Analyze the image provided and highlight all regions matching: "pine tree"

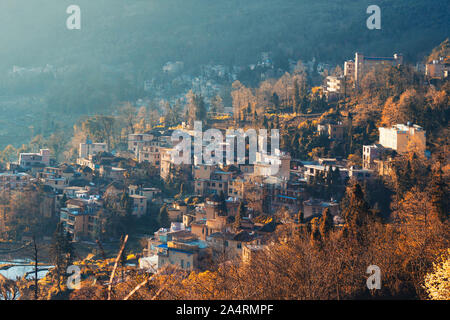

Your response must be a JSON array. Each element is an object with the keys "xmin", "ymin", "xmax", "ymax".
[
  {"xmin": 234, "ymin": 212, "xmax": 242, "ymax": 231},
  {"xmin": 297, "ymin": 209, "xmax": 304, "ymax": 223},
  {"xmin": 218, "ymin": 191, "xmax": 227, "ymax": 216},
  {"xmin": 430, "ymin": 162, "xmax": 449, "ymax": 222},
  {"xmin": 120, "ymin": 191, "xmax": 133, "ymax": 215},
  {"xmin": 235, "ymin": 201, "xmax": 246, "ymax": 230},
  {"xmin": 158, "ymin": 204, "xmax": 170, "ymax": 228},
  {"xmin": 60, "ymin": 193, "xmax": 68, "ymax": 207},
  {"xmin": 342, "ymin": 183, "xmax": 373, "ymax": 238},
  {"xmin": 50, "ymin": 222, "xmax": 74, "ymax": 289},
  {"xmin": 310, "ymin": 217, "xmax": 321, "ymax": 242},
  {"xmin": 293, "ymin": 80, "xmax": 300, "ymax": 113},
  {"xmin": 272, "ymin": 93, "xmax": 279, "ymax": 108},
  {"xmin": 262, "ymin": 116, "xmax": 268, "ymax": 128},
  {"xmin": 319, "ymin": 207, "xmax": 334, "ymax": 240}
]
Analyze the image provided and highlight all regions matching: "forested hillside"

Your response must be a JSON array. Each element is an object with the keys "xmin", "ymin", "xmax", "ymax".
[
  {"xmin": 0, "ymin": 0, "xmax": 448, "ymax": 149},
  {"xmin": 0, "ymin": 0, "xmax": 448, "ymax": 71}
]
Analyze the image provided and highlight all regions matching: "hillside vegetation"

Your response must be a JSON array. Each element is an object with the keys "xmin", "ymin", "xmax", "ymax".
[{"xmin": 0, "ymin": 0, "xmax": 448, "ymax": 71}]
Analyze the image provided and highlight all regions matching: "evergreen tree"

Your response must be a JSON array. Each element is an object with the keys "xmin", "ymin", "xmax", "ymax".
[
  {"xmin": 187, "ymin": 90, "xmax": 207, "ymax": 125},
  {"xmin": 271, "ymin": 93, "xmax": 280, "ymax": 110},
  {"xmin": 120, "ymin": 191, "xmax": 133, "ymax": 215},
  {"xmin": 218, "ymin": 191, "xmax": 228, "ymax": 216},
  {"xmin": 262, "ymin": 116, "xmax": 268, "ymax": 128},
  {"xmin": 235, "ymin": 201, "xmax": 246, "ymax": 230},
  {"xmin": 342, "ymin": 183, "xmax": 373, "ymax": 238},
  {"xmin": 50, "ymin": 222, "xmax": 74, "ymax": 288},
  {"xmin": 297, "ymin": 209, "xmax": 304, "ymax": 223},
  {"xmin": 319, "ymin": 207, "xmax": 334, "ymax": 240},
  {"xmin": 246, "ymin": 103, "xmax": 252, "ymax": 118},
  {"xmin": 309, "ymin": 217, "xmax": 321, "ymax": 242},
  {"xmin": 158, "ymin": 204, "xmax": 170, "ymax": 228},
  {"xmin": 293, "ymin": 80, "xmax": 300, "ymax": 113},
  {"xmin": 234, "ymin": 212, "xmax": 242, "ymax": 231},
  {"xmin": 59, "ymin": 193, "xmax": 68, "ymax": 207},
  {"xmin": 430, "ymin": 163, "xmax": 449, "ymax": 222}
]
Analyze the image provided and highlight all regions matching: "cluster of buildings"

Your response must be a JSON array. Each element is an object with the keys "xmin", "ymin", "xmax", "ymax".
[
  {"xmin": 2, "ymin": 117, "xmax": 424, "ymax": 249},
  {"xmin": 324, "ymin": 51, "xmax": 449, "ymax": 100},
  {"xmin": 0, "ymin": 137, "xmax": 167, "ymax": 241},
  {"xmin": 0, "ymin": 51, "xmax": 433, "ymax": 269}
]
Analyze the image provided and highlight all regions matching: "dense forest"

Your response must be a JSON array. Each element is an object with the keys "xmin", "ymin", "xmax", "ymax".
[
  {"xmin": 0, "ymin": 0, "xmax": 448, "ymax": 69},
  {"xmin": 0, "ymin": 0, "xmax": 448, "ymax": 149}
]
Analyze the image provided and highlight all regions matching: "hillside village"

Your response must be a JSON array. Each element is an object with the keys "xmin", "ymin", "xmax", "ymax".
[{"xmin": 0, "ymin": 40, "xmax": 449, "ymax": 300}]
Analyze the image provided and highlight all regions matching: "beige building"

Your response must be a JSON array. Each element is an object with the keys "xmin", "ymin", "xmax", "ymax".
[
  {"xmin": 128, "ymin": 133, "xmax": 155, "ymax": 155},
  {"xmin": 0, "ymin": 172, "xmax": 31, "ymax": 191},
  {"xmin": 326, "ymin": 76, "xmax": 344, "ymax": 94},
  {"xmin": 302, "ymin": 199, "xmax": 340, "ymax": 220},
  {"xmin": 138, "ymin": 140, "xmax": 161, "ymax": 167},
  {"xmin": 228, "ymin": 176, "xmax": 246, "ymax": 199},
  {"xmin": 363, "ymin": 144, "xmax": 383, "ymax": 170},
  {"xmin": 160, "ymin": 147, "xmax": 174, "ymax": 180},
  {"xmin": 254, "ymin": 151, "xmax": 291, "ymax": 180},
  {"xmin": 344, "ymin": 60, "xmax": 355, "ymax": 78},
  {"xmin": 130, "ymin": 194, "xmax": 147, "ymax": 217},
  {"xmin": 345, "ymin": 52, "xmax": 403, "ymax": 86},
  {"xmin": 79, "ymin": 142, "xmax": 107, "ymax": 159},
  {"xmin": 378, "ymin": 123, "xmax": 426, "ymax": 154},
  {"xmin": 19, "ymin": 149, "xmax": 51, "ymax": 169},
  {"xmin": 60, "ymin": 199, "xmax": 100, "ymax": 241},
  {"xmin": 317, "ymin": 122, "xmax": 344, "ymax": 140},
  {"xmin": 242, "ymin": 244, "xmax": 266, "ymax": 264},
  {"xmin": 426, "ymin": 59, "xmax": 449, "ymax": 79},
  {"xmin": 193, "ymin": 164, "xmax": 215, "ymax": 180},
  {"xmin": 207, "ymin": 231, "xmax": 260, "ymax": 259}
]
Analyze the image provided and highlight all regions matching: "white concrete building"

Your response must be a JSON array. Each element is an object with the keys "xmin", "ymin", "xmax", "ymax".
[
  {"xmin": 378, "ymin": 123, "xmax": 426, "ymax": 154},
  {"xmin": 79, "ymin": 141, "xmax": 108, "ymax": 159},
  {"xmin": 326, "ymin": 76, "xmax": 344, "ymax": 94}
]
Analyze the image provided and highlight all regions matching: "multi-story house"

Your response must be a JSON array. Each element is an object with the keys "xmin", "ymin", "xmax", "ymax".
[
  {"xmin": 19, "ymin": 149, "xmax": 51, "ymax": 169},
  {"xmin": 254, "ymin": 151, "xmax": 291, "ymax": 180},
  {"xmin": 38, "ymin": 167, "xmax": 69, "ymax": 191},
  {"xmin": 302, "ymin": 199, "xmax": 340, "ymax": 220},
  {"xmin": 0, "ymin": 172, "xmax": 31, "ymax": 191},
  {"xmin": 147, "ymin": 226, "xmax": 209, "ymax": 271},
  {"xmin": 130, "ymin": 194, "xmax": 147, "ymax": 217},
  {"xmin": 317, "ymin": 122, "xmax": 345, "ymax": 140},
  {"xmin": 207, "ymin": 231, "xmax": 260, "ymax": 259},
  {"xmin": 362, "ymin": 144, "xmax": 385, "ymax": 170},
  {"xmin": 128, "ymin": 133, "xmax": 155, "ymax": 155},
  {"xmin": 378, "ymin": 123, "xmax": 426, "ymax": 154},
  {"xmin": 60, "ymin": 198, "xmax": 100, "ymax": 241},
  {"xmin": 426, "ymin": 58, "xmax": 449, "ymax": 79},
  {"xmin": 79, "ymin": 141, "xmax": 108, "ymax": 159},
  {"xmin": 138, "ymin": 141, "xmax": 161, "ymax": 168},
  {"xmin": 345, "ymin": 52, "xmax": 403, "ymax": 87}
]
